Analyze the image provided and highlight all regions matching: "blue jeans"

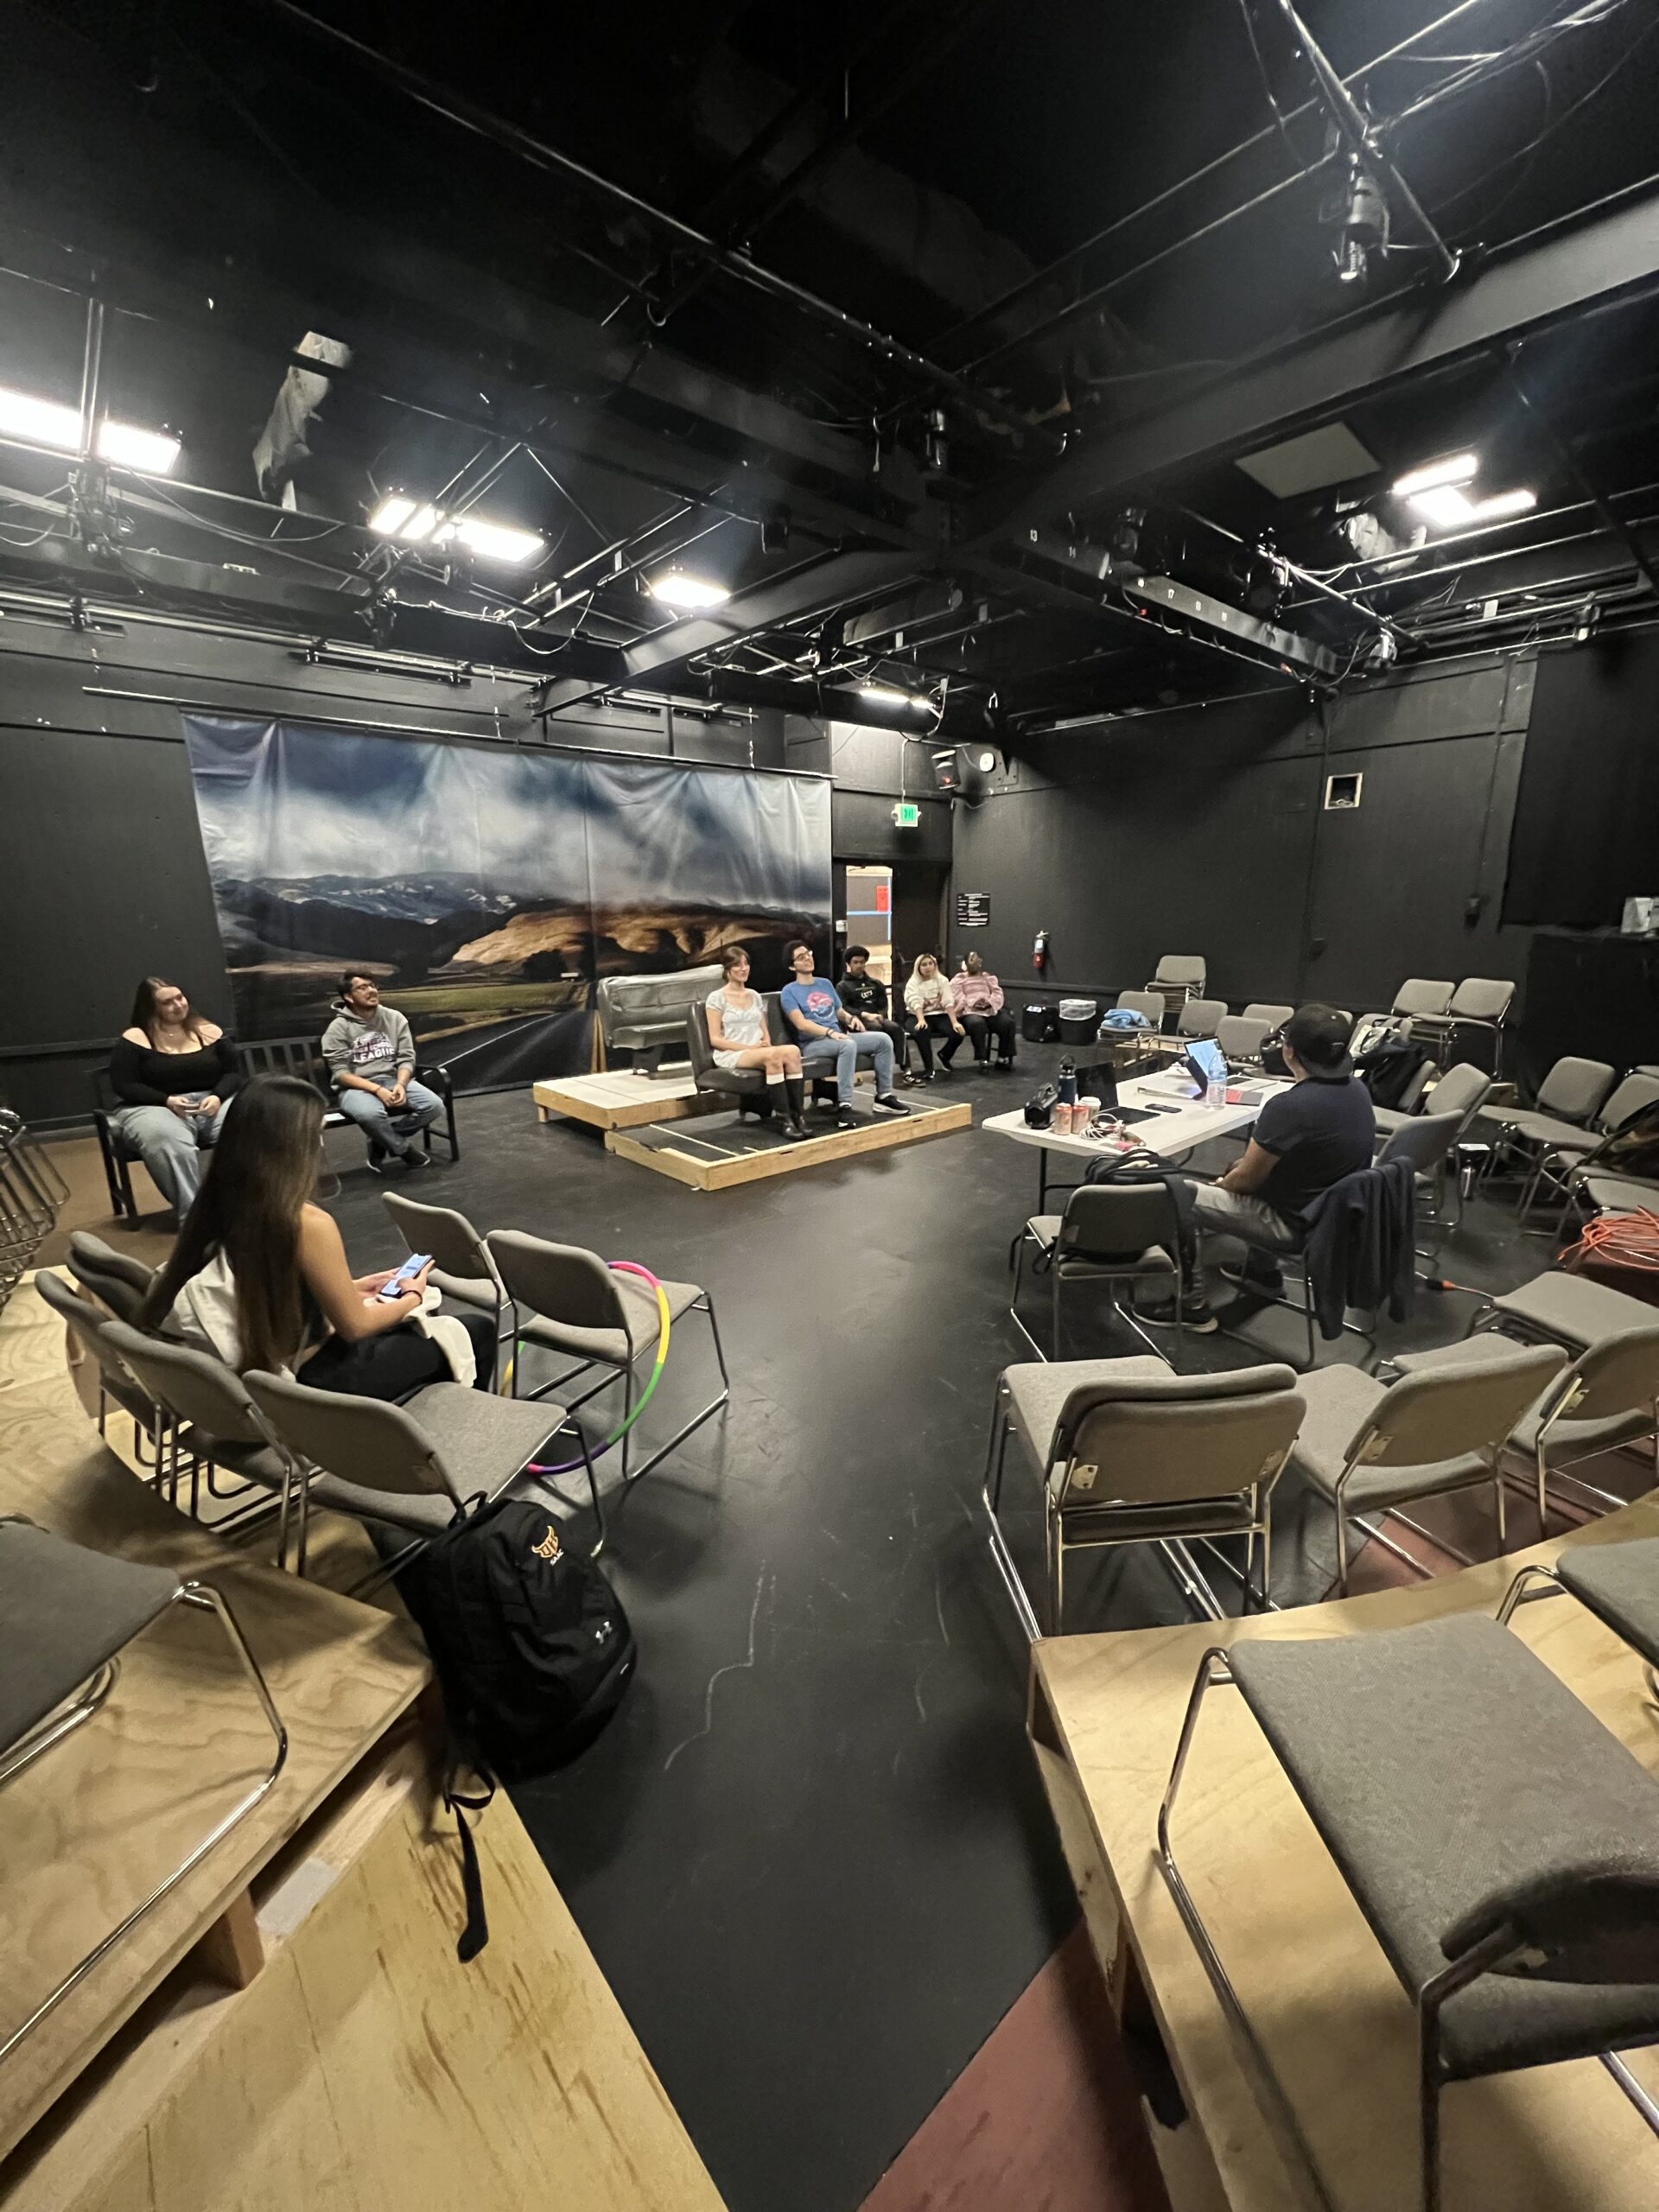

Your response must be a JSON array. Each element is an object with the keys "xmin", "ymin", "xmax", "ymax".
[
  {"xmin": 335, "ymin": 1077, "xmax": 443, "ymax": 1158},
  {"xmin": 798, "ymin": 1029, "xmax": 894, "ymax": 1104},
  {"xmin": 111, "ymin": 1098, "xmax": 234, "ymax": 1220}
]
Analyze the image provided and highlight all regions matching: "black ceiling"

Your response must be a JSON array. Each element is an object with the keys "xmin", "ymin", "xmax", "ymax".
[{"xmin": 0, "ymin": 0, "xmax": 1656, "ymax": 728}]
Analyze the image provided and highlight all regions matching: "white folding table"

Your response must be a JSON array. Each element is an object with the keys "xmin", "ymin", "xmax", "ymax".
[{"xmin": 982, "ymin": 1069, "xmax": 1289, "ymax": 1210}]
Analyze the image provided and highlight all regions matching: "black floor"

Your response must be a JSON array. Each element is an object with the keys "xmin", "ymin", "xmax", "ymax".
[{"xmin": 323, "ymin": 1052, "xmax": 1586, "ymax": 2212}]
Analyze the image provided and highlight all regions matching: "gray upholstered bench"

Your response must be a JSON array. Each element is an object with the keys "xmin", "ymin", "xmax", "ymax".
[{"xmin": 597, "ymin": 967, "xmax": 722, "ymax": 1078}]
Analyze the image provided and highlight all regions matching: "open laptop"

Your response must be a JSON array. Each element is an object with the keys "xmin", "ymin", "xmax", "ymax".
[{"xmin": 1076, "ymin": 1062, "xmax": 1162, "ymax": 1126}]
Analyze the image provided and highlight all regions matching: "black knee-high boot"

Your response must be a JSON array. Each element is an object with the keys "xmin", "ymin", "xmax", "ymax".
[{"xmin": 783, "ymin": 1076, "xmax": 807, "ymax": 1130}]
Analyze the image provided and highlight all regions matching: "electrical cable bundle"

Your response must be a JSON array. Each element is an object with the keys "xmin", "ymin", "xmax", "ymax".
[{"xmin": 1558, "ymin": 1209, "xmax": 1659, "ymax": 1275}]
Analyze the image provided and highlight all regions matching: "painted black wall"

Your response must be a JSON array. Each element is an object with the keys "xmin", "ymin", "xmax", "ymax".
[
  {"xmin": 0, "ymin": 611, "xmax": 818, "ymax": 1123},
  {"xmin": 950, "ymin": 658, "xmax": 1540, "ymax": 1039}
]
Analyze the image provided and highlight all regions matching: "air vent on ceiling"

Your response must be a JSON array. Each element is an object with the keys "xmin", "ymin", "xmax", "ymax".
[{"xmin": 1236, "ymin": 422, "xmax": 1378, "ymax": 499}]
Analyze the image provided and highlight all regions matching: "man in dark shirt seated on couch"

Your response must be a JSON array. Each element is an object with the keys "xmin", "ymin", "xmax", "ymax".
[
  {"xmin": 837, "ymin": 946, "xmax": 918, "ymax": 1085},
  {"xmin": 1144, "ymin": 1004, "xmax": 1375, "ymax": 1333}
]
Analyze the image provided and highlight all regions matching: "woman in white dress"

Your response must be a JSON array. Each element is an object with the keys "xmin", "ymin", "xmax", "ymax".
[{"xmin": 706, "ymin": 946, "xmax": 810, "ymax": 1141}]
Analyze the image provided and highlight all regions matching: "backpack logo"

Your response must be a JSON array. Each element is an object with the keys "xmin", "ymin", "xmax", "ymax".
[{"xmin": 531, "ymin": 1522, "xmax": 562, "ymax": 1561}]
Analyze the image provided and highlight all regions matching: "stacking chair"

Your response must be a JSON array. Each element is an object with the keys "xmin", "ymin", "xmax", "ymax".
[
  {"xmin": 1160, "ymin": 1611, "xmax": 1659, "ymax": 2212},
  {"xmin": 1114, "ymin": 988, "xmax": 1166, "ymax": 1027},
  {"xmin": 1460, "ymin": 1265, "xmax": 1657, "ymax": 1360},
  {"xmin": 1243, "ymin": 1001, "xmax": 1293, "ymax": 1027},
  {"xmin": 383, "ymin": 1192, "xmax": 509, "ymax": 1384},
  {"xmin": 99, "ymin": 1323, "xmax": 295, "ymax": 1546},
  {"xmin": 1008, "ymin": 1182, "xmax": 1184, "ymax": 1361},
  {"xmin": 1213, "ymin": 1160, "xmax": 1415, "ymax": 1370},
  {"xmin": 0, "ymin": 1517, "xmax": 286, "ymax": 2064},
  {"xmin": 1500, "ymin": 1535, "xmax": 1659, "ymax": 1699},
  {"xmin": 1146, "ymin": 955, "xmax": 1205, "ymax": 1000},
  {"xmin": 1378, "ymin": 1109, "xmax": 1465, "ymax": 1256},
  {"xmin": 1477, "ymin": 1056, "xmax": 1617, "ymax": 1188},
  {"xmin": 1516, "ymin": 1069, "xmax": 1659, "ymax": 1224},
  {"xmin": 1371, "ymin": 1061, "xmax": 1491, "ymax": 1142},
  {"xmin": 1174, "ymin": 996, "xmax": 1227, "ymax": 1040},
  {"xmin": 1409, "ymin": 976, "xmax": 1516, "ymax": 1072},
  {"xmin": 66, "ymin": 1231, "xmax": 156, "ymax": 1325},
  {"xmin": 982, "ymin": 1356, "xmax": 1303, "ymax": 1637},
  {"xmin": 35, "ymin": 1270, "xmax": 166, "ymax": 1465},
  {"xmin": 486, "ymin": 1231, "xmax": 728, "ymax": 1484},
  {"xmin": 1395, "ymin": 1319, "xmax": 1659, "ymax": 1532},
  {"xmin": 1389, "ymin": 978, "xmax": 1455, "ymax": 1023},
  {"xmin": 1282, "ymin": 1340, "xmax": 1566, "ymax": 1592},
  {"xmin": 243, "ymin": 1365, "xmax": 595, "ymax": 1574},
  {"xmin": 1215, "ymin": 1014, "xmax": 1271, "ymax": 1063}
]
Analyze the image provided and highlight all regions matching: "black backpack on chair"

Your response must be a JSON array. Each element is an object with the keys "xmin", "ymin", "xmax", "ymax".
[{"xmin": 399, "ymin": 1497, "xmax": 636, "ymax": 1957}]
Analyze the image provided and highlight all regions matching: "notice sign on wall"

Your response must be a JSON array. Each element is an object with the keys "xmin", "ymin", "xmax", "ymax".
[{"xmin": 955, "ymin": 891, "xmax": 991, "ymax": 928}]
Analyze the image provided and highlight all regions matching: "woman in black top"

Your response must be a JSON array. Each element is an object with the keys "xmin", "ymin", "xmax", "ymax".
[{"xmin": 108, "ymin": 976, "xmax": 243, "ymax": 1222}]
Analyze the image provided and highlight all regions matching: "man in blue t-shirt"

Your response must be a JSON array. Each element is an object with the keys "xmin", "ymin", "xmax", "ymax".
[
  {"xmin": 1142, "ymin": 1004, "xmax": 1376, "ymax": 1333},
  {"xmin": 781, "ymin": 942, "xmax": 911, "ymax": 1129}
]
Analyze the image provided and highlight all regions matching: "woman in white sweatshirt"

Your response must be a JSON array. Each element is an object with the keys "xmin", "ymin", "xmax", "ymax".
[{"xmin": 902, "ymin": 952, "xmax": 967, "ymax": 1077}]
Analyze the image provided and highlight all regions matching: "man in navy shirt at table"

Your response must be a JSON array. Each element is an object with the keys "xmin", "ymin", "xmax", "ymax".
[
  {"xmin": 781, "ymin": 941, "xmax": 911, "ymax": 1131},
  {"xmin": 1143, "ymin": 1004, "xmax": 1375, "ymax": 1333}
]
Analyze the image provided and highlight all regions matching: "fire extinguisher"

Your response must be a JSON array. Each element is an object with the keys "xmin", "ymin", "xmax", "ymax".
[{"xmin": 1033, "ymin": 927, "xmax": 1050, "ymax": 976}]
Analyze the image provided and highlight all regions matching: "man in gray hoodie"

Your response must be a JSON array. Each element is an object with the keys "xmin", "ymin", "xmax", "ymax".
[{"xmin": 321, "ymin": 971, "xmax": 442, "ymax": 1170}]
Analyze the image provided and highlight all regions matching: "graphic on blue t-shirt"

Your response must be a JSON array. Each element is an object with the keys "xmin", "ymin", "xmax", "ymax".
[{"xmin": 782, "ymin": 980, "xmax": 842, "ymax": 1030}]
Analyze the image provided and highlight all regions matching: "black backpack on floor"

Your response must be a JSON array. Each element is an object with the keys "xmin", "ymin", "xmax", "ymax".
[{"xmin": 400, "ymin": 1497, "xmax": 636, "ymax": 1956}]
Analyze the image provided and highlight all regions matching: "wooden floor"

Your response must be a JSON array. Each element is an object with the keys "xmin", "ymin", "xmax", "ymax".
[
  {"xmin": 1028, "ymin": 1500, "xmax": 1659, "ymax": 2212},
  {"xmin": 605, "ymin": 1098, "xmax": 974, "ymax": 1191},
  {"xmin": 0, "ymin": 1279, "xmax": 726, "ymax": 2211}
]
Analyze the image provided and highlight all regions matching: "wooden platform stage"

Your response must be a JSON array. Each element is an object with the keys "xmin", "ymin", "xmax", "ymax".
[
  {"xmin": 0, "ymin": 1278, "xmax": 725, "ymax": 2212},
  {"xmin": 533, "ymin": 1067, "xmax": 709, "ymax": 1131},
  {"xmin": 604, "ymin": 1096, "xmax": 973, "ymax": 1191},
  {"xmin": 1027, "ymin": 1498, "xmax": 1659, "ymax": 2212}
]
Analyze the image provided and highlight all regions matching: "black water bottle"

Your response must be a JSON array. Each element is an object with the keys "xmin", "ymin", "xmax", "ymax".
[{"xmin": 1058, "ymin": 1057, "xmax": 1077, "ymax": 1107}]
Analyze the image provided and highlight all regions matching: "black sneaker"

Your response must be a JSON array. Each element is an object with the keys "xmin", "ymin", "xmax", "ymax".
[
  {"xmin": 836, "ymin": 1104, "xmax": 860, "ymax": 1130},
  {"xmin": 401, "ymin": 1147, "xmax": 432, "ymax": 1171},
  {"xmin": 365, "ymin": 1146, "xmax": 391, "ymax": 1176},
  {"xmin": 998, "ymin": 1058, "xmax": 1019, "ymax": 1073},
  {"xmin": 874, "ymin": 1092, "xmax": 911, "ymax": 1116},
  {"xmin": 1138, "ymin": 1293, "xmax": 1218, "ymax": 1335},
  {"xmin": 900, "ymin": 1071, "xmax": 925, "ymax": 1087},
  {"xmin": 1219, "ymin": 1259, "xmax": 1284, "ymax": 1294}
]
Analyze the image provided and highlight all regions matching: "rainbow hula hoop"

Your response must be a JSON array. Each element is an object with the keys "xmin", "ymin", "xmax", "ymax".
[{"xmin": 524, "ymin": 1260, "xmax": 672, "ymax": 1476}]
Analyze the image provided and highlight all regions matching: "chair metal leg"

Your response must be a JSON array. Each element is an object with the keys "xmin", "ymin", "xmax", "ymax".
[
  {"xmin": 982, "ymin": 1400, "xmax": 1041, "ymax": 1643},
  {"xmin": 0, "ymin": 1662, "xmax": 118, "ymax": 1786},
  {"xmin": 1497, "ymin": 1560, "xmax": 1564, "ymax": 1624},
  {"xmin": 621, "ymin": 1294, "xmax": 731, "ymax": 1484}
]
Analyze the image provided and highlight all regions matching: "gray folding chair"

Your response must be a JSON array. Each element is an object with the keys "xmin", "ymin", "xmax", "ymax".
[
  {"xmin": 1147, "ymin": 954, "xmax": 1205, "ymax": 997},
  {"xmin": 1459, "ymin": 1264, "xmax": 1657, "ymax": 1360},
  {"xmin": 66, "ymin": 1231, "xmax": 157, "ymax": 1325},
  {"xmin": 35, "ymin": 1269, "xmax": 167, "ymax": 1467},
  {"xmin": 1517, "ymin": 1071, "xmax": 1659, "ymax": 1224},
  {"xmin": 1243, "ymin": 1001, "xmax": 1293, "ymax": 1027},
  {"xmin": 0, "ymin": 1516, "xmax": 285, "ymax": 2065},
  {"xmin": 1500, "ymin": 1534, "xmax": 1659, "ymax": 1700},
  {"xmin": 244, "ymin": 1364, "xmax": 596, "ymax": 1576},
  {"xmin": 486, "ymin": 1231, "xmax": 728, "ymax": 1484},
  {"xmin": 1372, "ymin": 1061, "xmax": 1491, "ymax": 1141},
  {"xmin": 1175, "ymin": 996, "xmax": 1228, "ymax": 1039},
  {"xmin": 1216, "ymin": 1014, "xmax": 1272, "ymax": 1063},
  {"xmin": 1284, "ymin": 1339, "xmax": 1566, "ymax": 1592},
  {"xmin": 383, "ymin": 1191, "xmax": 510, "ymax": 1385},
  {"xmin": 1115, "ymin": 988, "xmax": 1166, "ymax": 1028},
  {"xmin": 1410, "ymin": 976, "xmax": 1516, "ymax": 1073},
  {"xmin": 1160, "ymin": 1611, "xmax": 1659, "ymax": 2212},
  {"xmin": 99, "ymin": 1322, "xmax": 296, "ymax": 1546},
  {"xmin": 1478, "ymin": 1056, "xmax": 1618, "ymax": 1189},
  {"xmin": 1010, "ymin": 1180, "xmax": 1184, "ymax": 1361},
  {"xmin": 982, "ymin": 1357, "xmax": 1303, "ymax": 1637},
  {"xmin": 1378, "ymin": 1108, "xmax": 1465, "ymax": 1256},
  {"xmin": 1390, "ymin": 978, "xmax": 1455, "ymax": 1021}
]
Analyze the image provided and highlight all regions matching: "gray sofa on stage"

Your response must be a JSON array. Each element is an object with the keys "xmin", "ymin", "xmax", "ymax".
[{"xmin": 597, "ymin": 966, "xmax": 722, "ymax": 1078}]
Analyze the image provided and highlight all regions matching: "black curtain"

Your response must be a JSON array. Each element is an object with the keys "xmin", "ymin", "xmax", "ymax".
[{"xmin": 1504, "ymin": 632, "xmax": 1659, "ymax": 927}]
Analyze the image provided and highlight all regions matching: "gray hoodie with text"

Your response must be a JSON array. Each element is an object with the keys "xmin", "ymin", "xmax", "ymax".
[{"xmin": 321, "ymin": 1001, "xmax": 417, "ymax": 1089}]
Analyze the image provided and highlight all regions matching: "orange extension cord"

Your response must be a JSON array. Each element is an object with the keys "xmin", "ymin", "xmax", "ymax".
[{"xmin": 1559, "ymin": 1209, "xmax": 1659, "ymax": 1274}]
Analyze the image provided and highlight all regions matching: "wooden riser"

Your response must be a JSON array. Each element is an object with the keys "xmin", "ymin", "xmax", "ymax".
[{"xmin": 605, "ymin": 1101, "xmax": 973, "ymax": 1190}]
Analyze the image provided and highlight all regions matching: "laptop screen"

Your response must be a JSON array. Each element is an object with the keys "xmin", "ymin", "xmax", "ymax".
[{"xmin": 1183, "ymin": 1038, "xmax": 1228, "ymax": 1096}]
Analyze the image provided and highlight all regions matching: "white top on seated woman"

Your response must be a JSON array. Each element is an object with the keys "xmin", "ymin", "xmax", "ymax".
[{"xmin": 704, "ymin": 946, "xmax": 810, "ymax": 1141}]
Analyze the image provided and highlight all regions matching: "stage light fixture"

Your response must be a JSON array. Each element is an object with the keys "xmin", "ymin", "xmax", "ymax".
[
  {"xmin": 368, "ymin": 494, "xmax": 416, "ymax": 535},
  {"xmin": 1408, "ymin": 482, "xmax": 1537, "ymax": 532},
  {"xmin": 649, "ymin": 572, "xmax": 732, "ymax": 611},
  {"xmin": 1332, "ymin": 162, "xmax": 1389, "ymax": 286},
  {"xmin": 858, "ymin": 682, "xmax": 927, "ymax": 712},
  {"xmin": 0, "ymin": 385, "xmax": 180, "ymax": 473},
  {"xmin": 450, "ymin": 517, "xmax": 544, "ymax": 564},
  {"xmin": 1391, "ymin": 454, "xmax": 1478, "ymax": 499},
  {"xmin": 368, "ymin": 498, "xmax": 539, "ymax": 559}
]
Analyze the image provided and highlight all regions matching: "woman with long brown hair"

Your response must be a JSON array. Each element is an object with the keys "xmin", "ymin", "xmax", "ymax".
[
  {"xmin": 108, "ymin": 976, "xmax": 242, "ymax": 1222},
  {"xmin": 140, "ymin": 1074, "xmax": 493, "ymax": 1397}
]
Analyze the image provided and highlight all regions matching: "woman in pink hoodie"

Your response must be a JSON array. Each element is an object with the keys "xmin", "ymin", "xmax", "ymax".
[{"xmin": 950, "ymin": 951, "xmax": 1019, "ymax": 1070}]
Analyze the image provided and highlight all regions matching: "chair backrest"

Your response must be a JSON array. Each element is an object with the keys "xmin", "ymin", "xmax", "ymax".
[
  {"xmin": 236, "ymin": 1036, "xmax": 331, "ymax": 1098},
  {"xmin": 1116, "ymin": 989, "xmax": 1165, "ymax": 1025},
  {"xmin": 243, "ymin": 1369, "xmax": 460, "ymax": 1499},
  {"xmin": 1349, "ymin": 1343, "xmax": 1566, "ymax": 1469},
  {"xmin": 100, "ymin": 1319, "xmax": 266, "ymax": 1446},
  {"xmin": 1395, "ymin": 1058, "xmax": 1438, "ymax": 1117},
  {"xmin": 1446, "ymin": 977, "xmax": 1515, "ymax": 1023},
  {"xmin": 1057, "ymin": 1181, "xmax": 1179, "ymax": 1264},
  {"xmin": 67, "ymin": 1232, "xmax": 156, "ymax": 1324},
  {"xmin": 1175, "ymin": 997, "xmax": 1228, "ymax": 1039},
  {"xmin": 1425, "ymin": 1062, "xmax": 1493, "ymax": 1131},
  {"xmin": 1597, "ymin": 1072, "xmax": 1659, "ymax": 1135},
  {"xmin": 1535, "ymin": 1057, "xmax": 1617, "ymax": 1123},
  {"xmin": 34, "ymin": 1270, "xmax": 158, "ymax": 1421},
  {"xmin": 1559, "ymin": 1324, "xmax": 1659, "ymax": 1426},
  {"xmin": 1243, "ymin": 1002, "xmax": 1294, "ymax": 1027},
  {"xmin": 1217, "ymin": 1014, "xmax": 1270, "ymax": 1062},
  {"xmin": 686, "ymin": 997, "xmax": 718, "ymax": 1081},
  {"xmin": 383, "ymin": 1191, "xmax": 498, "ymax": 1289},
  {"xmin": 1150, "ymin": 956, "xmax": 1205, "ymax": 990},
  {"xmin": 1052, "ymin": 1363, "xmax": 1304, "ymax": 1510},
  {"xmin": 1391, "ymin": 978, "xmax": 1454, "ymax": 1018},
  {"xmin": 1377, "ymin": 1108, "xmax": 1465, "ymax": 1177},
  {"xmin": 486, "ymin": 1230, "xmax": 626, "ymax": 1332}
]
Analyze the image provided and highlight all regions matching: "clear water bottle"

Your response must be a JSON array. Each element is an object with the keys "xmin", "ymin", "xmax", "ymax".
[{"xmin": 1207, "ymin": 1065, "xmax": 1225, "ymax": 1108}]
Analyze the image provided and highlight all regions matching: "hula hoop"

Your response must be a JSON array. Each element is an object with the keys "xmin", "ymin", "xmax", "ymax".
[{"xmin": 524, "ymin": 1259, "xmax": 672, "ymax": 1475}]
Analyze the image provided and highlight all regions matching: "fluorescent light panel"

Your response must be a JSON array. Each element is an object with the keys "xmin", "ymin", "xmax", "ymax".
[
  {"xmin": 649, "ymin": 572, "xmax": 731, "ymax": 610},
  {"xmin": 1391, "ymin": 453, "xmax": 1477, "ymax": 498},
  {"xmin": 0, "ymin": 385, "xmax": 180, "ymax": 474},
  {"xmin": 368, "ymin": 495, "xmax": 542, "ymax": 561},
  {"xmin": 1408, "ymin": 482, "xmax": 1537, "ymax": 531}
]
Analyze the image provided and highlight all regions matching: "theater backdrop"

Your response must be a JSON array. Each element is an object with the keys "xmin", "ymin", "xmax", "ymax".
[{"xmin": 181, "ymin": 715, "xmax": 833, "ymax": 1090}]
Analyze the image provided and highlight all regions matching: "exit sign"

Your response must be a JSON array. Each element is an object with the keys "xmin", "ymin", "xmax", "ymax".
[{"xmin": 892, "ymin": 801, "xmax": 921, "ymax": 828}]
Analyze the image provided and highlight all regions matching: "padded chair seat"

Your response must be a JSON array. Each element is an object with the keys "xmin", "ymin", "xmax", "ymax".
[
  {"xmin": 512, "ymin": 1275, "xmax": 704, "ymax": 1365},
  {"xmin": 430, "ymin": 1270, "xmax": 500, "ymax": 1318},
  {"xmin": 1582, "ymin": 1174, "xmax": 1659, "ymax": 1215},
  {"xmin": 1390, "ymin": 1333, "xmax": 1653, "ymax": 1462},
  {"xmin": 1287, "ymin": 1363, "xmax": 1489, "ymax": 1509},
  {"xmin": 1478, "ymin": 1106, "xmax": 1592, "ymax": 1153},
  {"xmin": 1371, "ymin": 1105, "xmax": 1413, "ymax": 1137},
  {"xmin": 0, "ymin": 1522, "xmax": 181, "ymax": 1750},
  {"xmin": 403, "ymin": 1381, "xmax": 568, "ymax": 1476},
  {"xmin": 1058, "ymin": 1243, "xmax": 1177, "ymax": 1283},
  {"xmin": 1229, "ymin": 1614, "xmax": 1659, "ymax": 2079},
  {"xmin": 1491, "ymin": 1271, "xmax": 1657, "ymax": 1351},
  {"xmin": 1060, "ymin": 1492, "xmax": 1262, "ymax": 1541},
  {"xmin": 1027, "ymin": 1215, "xmax": 1062, "ymax": 1251},
  {"xmin": 1556, "ymin": 1538, "xmax": 1659, "ymax": 1668},
  {"xmin": 1003, "ymin": 1356, "xmax": 1168, "ymax": 1476}
]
